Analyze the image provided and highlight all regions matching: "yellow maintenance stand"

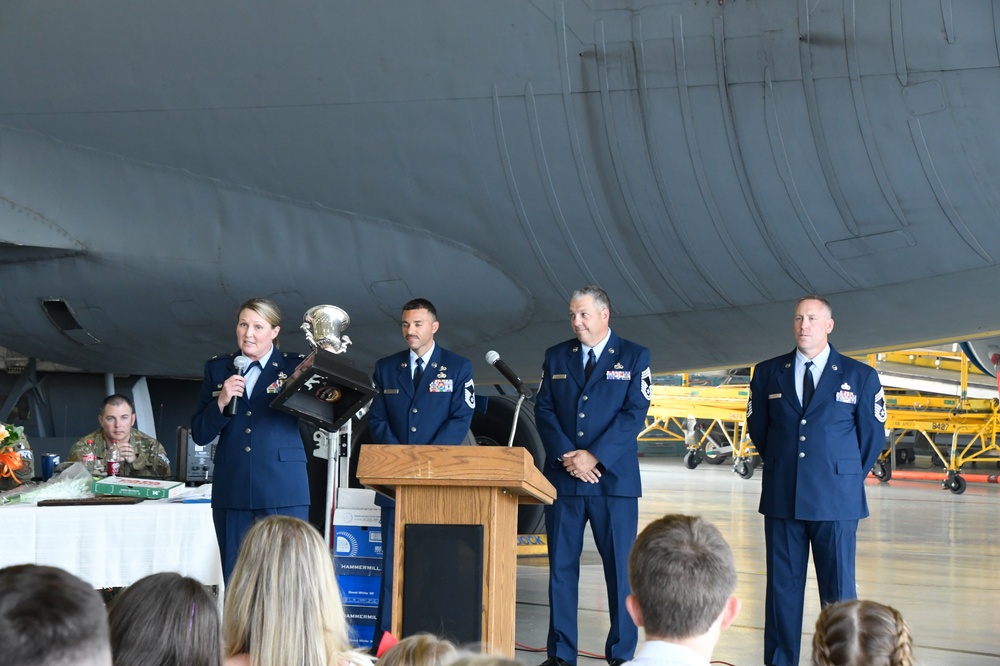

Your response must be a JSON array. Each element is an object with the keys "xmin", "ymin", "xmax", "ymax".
[{"xmin": 640, "ymin": 382, "xmax": 759, "ymax": 479}]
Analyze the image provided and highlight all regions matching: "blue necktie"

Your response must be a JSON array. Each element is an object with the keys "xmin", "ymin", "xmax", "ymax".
[
  {"xmin": 585, "ymin": 349, "xmax": 596, "ymax": 381},
  {"xmin": 802, "ymin": 361, "xmax": 815, "ymax": 408},
  {"xmin": 244, "ymin": 360, "xmax": 262, "ymax": 397},
  {"xmin": 413, "ymin": 357, "xmax": 424, "ymax": 389}
]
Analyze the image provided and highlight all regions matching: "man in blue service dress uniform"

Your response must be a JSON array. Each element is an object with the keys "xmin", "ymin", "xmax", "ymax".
[
  {"xmin": 191, "ymin": 298, "xmax": 309, "ymax": 583},
  {"xmin": 367, "ymin": 298, "xmax": 476, "ymax": 634},
  {"xmin": 747, "ymin": 296, "xmax": 886, "ymax": 666},
  {"xmin": 534, "ymin": 286, "xmax": 652, "ymax": 666}
]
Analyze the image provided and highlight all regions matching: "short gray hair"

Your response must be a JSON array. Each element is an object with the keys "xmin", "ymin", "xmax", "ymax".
[{"xmin": 571, "ymin": 285, "xmax": 611, "ymax": 312}]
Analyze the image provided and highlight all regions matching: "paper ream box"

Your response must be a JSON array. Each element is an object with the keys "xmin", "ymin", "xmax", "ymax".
[
  {"xmin": 335, "ymin": 556, "xmax": 383, "ymax": 577},
  {"xmin": 344, "ymin": 605, "xmax": 378, "ymax": 649},
  {"xmin": 333, "ymin": 525, "xmax": 383, "ymax": 558},
  {"xmin": 333, "ymin": 507, "xmax": 383, "ymax": 558},
  {"xmin": 337, "ymin": 574, "xmax": 380, "ymax": 606},
  {"xmin": 92, "ymin": 476, "xmax": 185, "ymax": 499}
]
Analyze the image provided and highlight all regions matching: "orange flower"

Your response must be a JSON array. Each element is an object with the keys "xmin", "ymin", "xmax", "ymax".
[
  {"xmin": 0, "ymin": 424, "xmax": 8, "ymax": 443},
  {"xmin": 0, "ymin": 447, "xmax": 23, "ymax": 482}
]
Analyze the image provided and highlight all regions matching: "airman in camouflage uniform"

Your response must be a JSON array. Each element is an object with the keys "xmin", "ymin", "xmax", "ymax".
[
  {"xmin": 68, "ymin": 393, "xmax": 171, "ymax": 478},
  {"xmin": 69, "ymin": 427, "xmax": 170, "ymax": 477}
]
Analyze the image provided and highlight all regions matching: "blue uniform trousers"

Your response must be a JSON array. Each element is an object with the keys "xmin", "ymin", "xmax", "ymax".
[
  {"xmin": 214, "ymin": 505, "xmax": 310, "ymax": 583},
  {"xmin": 545, "ymin": 495, "xmax": 638, "ymax": 664},
  {"xmin": 763, "ymin": 516, "xmax": 858, "ymax": 666}
]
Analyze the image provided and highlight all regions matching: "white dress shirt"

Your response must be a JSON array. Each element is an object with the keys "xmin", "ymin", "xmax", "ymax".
[
  {"xmin": 795, "ymin": 344, "xmax": 830, "ymax": 405},
  {"xmin": 622, "ymin": 640, "xmax": 710, "ymax": 666}
]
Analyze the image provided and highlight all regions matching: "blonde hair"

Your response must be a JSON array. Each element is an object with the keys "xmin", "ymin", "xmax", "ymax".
[
  {"xmin": 237, "ymin": 298, "xmax": 282, "ymax": 328},
  {"xmin": 378, "ymin": 634, "xmax": 461, "ymax": 666},
  {"xmin": 812, "ymin": 599, "xmax": 913, "ymax": 666},
  {"xmin": 223, "ymin": 516, "xmax": 368, "ymax": 666}
]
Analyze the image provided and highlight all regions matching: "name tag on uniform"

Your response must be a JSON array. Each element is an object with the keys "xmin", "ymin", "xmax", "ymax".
[
  {"xmin": 552, "ymin": 374, "xmax": 567, "ymax": 380},
  {"xmin": 429, "ymin": 380, "xmax": 454, "ymax": 393},
  {"xmin": 769, "ymin": 393, "xmax": 781, "ymax": 399},
  {"xmin": 384, "ymin": 389, "xmax": 399, "ymax": 395},
  {"xmin": 212, "ymin": 390, "xmax": 222, "ymax": 397},
  {"xmin": 837, "ymin": 390, "xmax": 857, "ymax": 404},
  {"xmin": 606, "ymin": 370, "xmax": 631, "ymax": 380}
]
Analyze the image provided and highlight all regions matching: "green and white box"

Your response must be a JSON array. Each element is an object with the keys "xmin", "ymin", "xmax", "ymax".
[{"xmin": 92, "ymin": 476, "xmax": 185, "ymax": 499}]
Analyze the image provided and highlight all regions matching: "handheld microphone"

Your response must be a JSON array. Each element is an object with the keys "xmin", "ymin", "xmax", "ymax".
[
  {"xmin": 486, "ymin": 350, "xmax": 530, "ymax": 398},
  {"xmin": 225, "ymin": 355, "xmax": 251, "ymax": 416}
]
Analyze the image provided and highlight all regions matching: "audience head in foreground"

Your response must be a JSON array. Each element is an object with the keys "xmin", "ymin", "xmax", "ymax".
[
  {"xmin": 0, "ymin": 564, "xmax": 112, "ymax": 666},
  {"xmin": 377, "ymin": 633, "xmax": 461, "ymax": 666},
  {"xmin": 108, "ymin": 571, "xmax": 222, "ymax": 666},
  {"xmin": 625, "ymin": 514, "xmax": 741, "ymax": 665},
  {"xmin": 811, "ymin": 599, "xmax": 913, "ymax": 666},
  {"xmin": 223, "ymin": 515, "xmax": 372, "ymax": 666}
]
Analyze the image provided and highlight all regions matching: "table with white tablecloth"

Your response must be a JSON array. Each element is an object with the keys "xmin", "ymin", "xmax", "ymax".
[{"xmin": 0, "ymin": 500, "xmax": 222, "ymax": 589}]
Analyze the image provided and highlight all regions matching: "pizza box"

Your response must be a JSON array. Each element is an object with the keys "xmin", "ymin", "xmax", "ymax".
[{"xmin": 92, "ymin": 476, "xmax": 186, "ymax": 499}]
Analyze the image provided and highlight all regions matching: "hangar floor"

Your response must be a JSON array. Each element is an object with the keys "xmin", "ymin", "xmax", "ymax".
[{"xmin": 512, "ymin": 455, "xmax": 1000, "ymax": 666}]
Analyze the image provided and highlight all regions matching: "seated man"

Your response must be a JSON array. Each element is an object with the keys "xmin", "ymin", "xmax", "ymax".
[
  {"xmin": 69, "ymin": 394, "xmax": 171, "ymax": 477},
  {"xmin": 624, "ymin": 515, "xmax": 741, "ymax": 666},
  {"xmin": 0, "ymin": 564, "xmax": 113, "ymax": 666}
]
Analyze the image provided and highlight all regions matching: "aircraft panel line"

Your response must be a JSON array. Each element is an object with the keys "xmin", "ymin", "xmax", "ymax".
[
  {"xmin": 763, "ymin": 68, "xmax": 860, "ymax": 288},
  {"xmin": 628, "ymin": 15, "xmax": 701, "ymax": 310},
  {"xmin": 491, "ymin": 83, "xmax": 568, "ymax": 298},
  {"xmin": 579, "ymin": 19, "xmax": 654, "ymax": 312},
  {"xmin": 907, "ymin": 117, "xmax": 993, "ymax": 263},
  {"xmin": 670, "ymin": 14, "xmax": 767, "ymax": 301},
  {"xmin": 524, "ymin": 81, "xmax": 600, "ymax": 290},
  {"xmin": 713, "ymin": 14, "xmax": 814, "ymax": 294},
  {"xmin": 798, "ymin": 0, "xmax": 861, "ymax": 237},
  {"xmin": 843, "ymin": 0, "xmax": 910, "ymax": 230},
  {"xmin": 557, "ymin": 3, "xmax": 687, "ymax": 309},
  {"xmin": 889, "ymin": 0, "xmax": 908, "ymax": 86}
]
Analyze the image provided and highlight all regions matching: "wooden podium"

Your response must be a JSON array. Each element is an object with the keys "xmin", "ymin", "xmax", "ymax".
[{"xmin": 357, "ymin": 445, "xmax": 555, "ymax": 655}]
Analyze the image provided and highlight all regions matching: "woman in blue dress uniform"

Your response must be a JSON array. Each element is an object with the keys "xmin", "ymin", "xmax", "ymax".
[{"xmin": 191, "ymin": 297, "xmax": 309, "ymax": 582}]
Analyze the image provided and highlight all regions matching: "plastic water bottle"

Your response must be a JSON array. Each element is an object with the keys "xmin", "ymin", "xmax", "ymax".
[
  {"xmin": 81, "ymin": 438, "xmax": 97, "ymax": 475},
  {"xmin": 106, "ymin": 443, "xmax": 121, "ymax": 477}
]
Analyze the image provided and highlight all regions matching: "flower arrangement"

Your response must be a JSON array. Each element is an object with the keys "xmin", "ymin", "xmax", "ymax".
[{"xmin": 0, "ymin": 422, "xmax": 28, "ymax": 486}]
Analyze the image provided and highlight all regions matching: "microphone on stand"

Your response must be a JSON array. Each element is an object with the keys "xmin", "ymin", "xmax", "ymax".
[
  {"xmin": 225, "ymin": 355, "xmax": 251, "ymax": 416},
  {"xmin": 485, "ymin": 351, "xmax": 531, "ymax": 398}
]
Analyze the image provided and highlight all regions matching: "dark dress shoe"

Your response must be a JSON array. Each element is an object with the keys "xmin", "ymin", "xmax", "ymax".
[{"xmin": 540, "ymin": 657, "xmax": 573, "ymax": 666}]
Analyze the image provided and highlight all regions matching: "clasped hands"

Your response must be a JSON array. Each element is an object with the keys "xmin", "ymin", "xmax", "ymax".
[{"xmin": 563, "ymin": 449, "xmax": 601, "ymax": 484}]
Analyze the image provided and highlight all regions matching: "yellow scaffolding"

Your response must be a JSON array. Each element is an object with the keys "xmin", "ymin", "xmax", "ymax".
[
  {"xmin": 640, "ymin": 384, "xmax": 759, "ymax": 479},
  {"xmin": 640, "ymin": 350, "xmax": 1000, "ymax": 494},
  {"xmin": 880, "ymin": 391, "xmax": 1000, "ymax": 493}
]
